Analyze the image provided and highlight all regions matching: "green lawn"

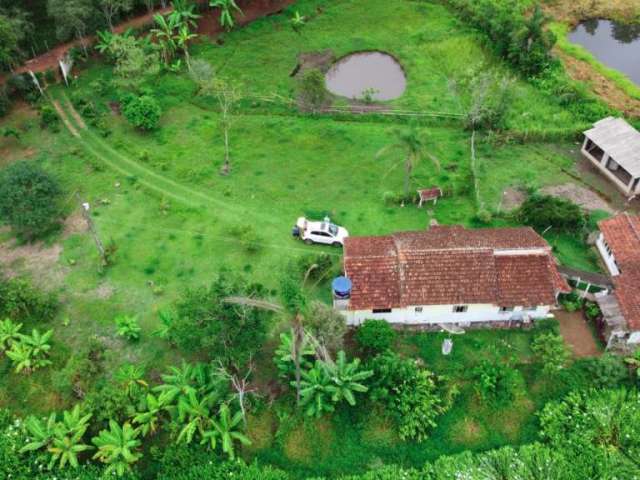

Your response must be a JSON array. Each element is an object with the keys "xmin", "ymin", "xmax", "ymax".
[{"xmin": 0, "ymin": 0, "xmax": 605, "ymax": 473}]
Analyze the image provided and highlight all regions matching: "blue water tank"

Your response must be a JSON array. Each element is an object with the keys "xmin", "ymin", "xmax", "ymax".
[{"xmin": 332, "ymin": 276, "xmax": 352, "ymax": 299}]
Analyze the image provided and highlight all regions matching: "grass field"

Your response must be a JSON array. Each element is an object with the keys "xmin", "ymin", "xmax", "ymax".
[{"xmin": 0, "ymin": 0, "xmax": 610, "ymax": 475}]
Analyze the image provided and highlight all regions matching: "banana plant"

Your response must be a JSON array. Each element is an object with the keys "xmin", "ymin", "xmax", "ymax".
[
  {"xmin": 22, "ymin": 329, "xmax": 53, "ymax": 361},
  {"xmin": 151, "ymin": 14, "xmax": 179, "ymax": 65},
  {"xmin": 176, "ymin": 391, "xmax": 215, "ymax": 445},
  {"xmin": 204, "ymin": 403, "xmax": 250, "ymax": 459},
  {"xmin": 92, "ymin": 421, "xmax": 142, "ymax": 477},
  {"xmin": 174, "ymin": 24, "xmax": 198, "ymax": 71},
  {"xmin": 297, "ymin": 362, "xmax": 335, "ymax": 418},
  {"xmin": 323, "ymin": 351, "xmax": 372, "ymax": 406},
  {"xmin": 209, "ymin": 0, "xmax": 242, "ymax": 31},
  {"xmin": 115, "ymin": 363, "xmax": 148, "ymax": 399},
  {"xmin": 22, "ymin": 406, "xmax": 93, "ymax": 470},
  {"xmin": 169, "ymin": 0, "xmax": 201, "ymax": 30},
  {"xmin": 21, "ymin": 412, "xmax": 57, "ymax": 453},
  {"xmin": 6, "ymin": 342, "xmax": 37, "ymax": 374},
  {"xmin": 133, "ymin": 393, "xmax": 164, "ymax": 437},
  {"xmin": 0, "ymin": 318, "xmax": 22, "ymax": 354}
]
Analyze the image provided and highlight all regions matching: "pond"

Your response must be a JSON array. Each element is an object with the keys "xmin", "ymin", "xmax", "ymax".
[
  {"xmin": 324, "ymin": 51, "xmax": 407, "ymax": 101},
  {"xmin": 568, "ymin": 19, "xmax": 640, "ymax": 85}
]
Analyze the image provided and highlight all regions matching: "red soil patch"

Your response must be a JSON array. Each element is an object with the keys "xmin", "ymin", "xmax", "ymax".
[
  {"xmin": 6, "ymin": 0, "xmax": 295, "ymax": 81},
  {"xmin": 556, "ymin": 310, "xmax": 601, "ymax": 357}
]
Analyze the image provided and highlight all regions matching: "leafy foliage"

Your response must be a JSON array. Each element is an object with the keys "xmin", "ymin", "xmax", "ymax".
[
  {"xmin": 369, "ymin": 352, "xmax": 454, "ymax": 440},
  {"xmin": 472, "ymin": 357, "xmax": 524, "ymax": 404},
  {"xmin": 6, "ymin": 329, "xmax": 53, "ymax": 374},
  {"xmin": 531, "ymin": 332, "xmax": 571, "ymax": 374},
  {"xmin": 122, "ymin": 95, "xmax": 162, "ymax": 131},
  {"xmin": 92, "ymin": 421, "xmax": 142, "ymax": 477},
  {"xmin": 115, "ymin": 315, "xmax": 141, "ymax": 342},
  {"xmin": 209, "ymin": 0, "xmax": 242, "ymax": 31},
  {"xmin": 355, "ymin": 319, "xmax": 396, "ymax": 355},
  {"xmin": 0, "ymin": 161, "xmax": 62, "ymax": 241},
  {"xmin": 517, "ymin": 194, "xmax": 587, "ymax": 233},
  {"xmin": 0, "ymin": 276, "xmax": 59, "ymax": 323},
  {"xmin": 169, "ymin": 273, "xmax": 271, "ymax": 365},
  {"xmin": 297, "ymin": 69, "xmax": 329, "ymax": 112},
  {"xmin": 305, "ymin": 301, "xmax": 347, "ymax": 353}
]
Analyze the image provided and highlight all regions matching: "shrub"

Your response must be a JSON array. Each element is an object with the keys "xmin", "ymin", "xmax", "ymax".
[
  {"xmin": 115, "ymin": 315, "xmax": 141, "ymax": 341},
  {"xmin": 559, "ymin": 292, "xmax": 582, "ymax": 312},
  {"xmin": 584, "ymin": 301, "xmax": 601, "ymax": 321},
  {"xmin": 517, "ymin": 194, "xmax": 587, "ymax": 233},
  {"xmin": 123, "ymin": 95, "xmax": 161, "ymax": 131},
  {"xmin": 0, "ymin": 276, "xmax": 58, "ymax": 323},
  {"xmin": 356, "ymin": 319, "xmax": 397, "ymax": 354},
  {"xmin": 305, "ymin": 301, "xmax": 347, "ymax": 353},
  {"xmin": 0, "ymin": 161, "xmax": 62, "ymax": 241},
  {"xmin": 296, "ymin": 252, "xmax": 335, "ymax": 282},
  {"xmin": 531, "ymin": 332, "xmax": 571, "ymax": 374},
  {"xmin": 369, "ymin": 352, "xmax": 455, "ymax": 441},
  {"xmin": 39, "ymin": 104, "xmax": 60, "ymax": 131},
  {"xmin": 297, "ymin": 68, "xmax": 329, "ymax": 112},
  {"xmin": 229, "ymin": 224, "xmax": 262, "ymax": 254},
  {"xmin": 170, "ymin": 272, "xmax": 271, "ymax": 365},
  {"xmin": 583, "ymin": 354, "xmax": 629, "ymax": 389},
  {"xmin": 472, "ymin": 358, "xmax": 524, "ymax": 404}
]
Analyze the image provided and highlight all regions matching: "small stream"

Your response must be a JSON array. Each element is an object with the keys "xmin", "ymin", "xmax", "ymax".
[{"xmin": 568, "ymin": 19, "xmax": 640, "ymax": 85}]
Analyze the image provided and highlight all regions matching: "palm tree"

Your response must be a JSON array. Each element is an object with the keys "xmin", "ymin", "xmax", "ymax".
[
  {"xmin": 92, "ymin": 421, "xmax": 142, "ymax": 477},
  {"xmin": 133, "ymin": 393, "xmax": 164, "ymax": 437},
  {"xmin": 209, "ymin": 0, "xmax": 242, "ymax": 31},
  {"xmin": 376, "ymin": 123, "xmax": 440, "ymax": 197},
  {"xmin": 115, "ymin": 363, "xmax": 148, "ymax": 399},
  {"xmin": 297, "ymin": 362, "xmax": 335, "ymax": 418},
  {"xmin": 0, "ymin": 318, "xmax": 22, "ymax": 354},
  {"xmin": 205, "ymin": 403, "xmax": 250, "ymax": 459},
  {"xmin": 323, "ymin": 351, "xmax": 372, "ymax": 406}
]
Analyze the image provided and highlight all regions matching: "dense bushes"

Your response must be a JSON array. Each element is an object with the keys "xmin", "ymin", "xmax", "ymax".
[
  {"xmin": 442, "ymin": 1, "xmax": 556, "ymax": 76},
  {"xmin": 368, "ymin": 352, "xmax": 455, "ymax": 440},
  {"xmin": 169, "ymin": 273, "xmax": 272, "ymax": 365},
  {"xmin": 122, "ymin": 94, "xmax": 161, "ymax": 131},
  {"xmin": 355, "ymin": 319, "xmax": 397, "ymax": 355},
  {"xmin": 517, "ymin": 194, "xmax": 587, "ymax": 233},
  {"xmin": 0, "ymin": 161, "xmax": 62, "ymax": 241},
  {"xmin": 0, "ymin": 276, "xmax": 58, "ymax": 323}
]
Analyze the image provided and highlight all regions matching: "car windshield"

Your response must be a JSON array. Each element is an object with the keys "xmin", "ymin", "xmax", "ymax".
[{"xmin": 328, "ymin": 224, "xmax": 338, "ymax": 236}]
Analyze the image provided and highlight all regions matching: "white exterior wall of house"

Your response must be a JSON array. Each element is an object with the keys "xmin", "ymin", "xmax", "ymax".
[
  {"xmin": 596, "ymin": 232, "xmax": 621, "ymax": 276},
  {"xmin": 342, "ymin": 304, "xmax": 551, "ymax": 327},
  {"xmin": 581, "ymin": 137, "xmax": 640, "ymax": 197}
]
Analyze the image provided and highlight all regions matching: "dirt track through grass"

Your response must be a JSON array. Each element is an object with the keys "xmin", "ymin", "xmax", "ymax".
[{"xmin": 54, "ymin": 92, "xmax": 282, "ymax": 227}]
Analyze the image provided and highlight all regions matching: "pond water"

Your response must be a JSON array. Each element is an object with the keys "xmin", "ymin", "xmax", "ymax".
[
  {"xmin": 568, "ymin": 19, "xmax": 640, "ymax": 85},
  {"xmin": 324, "ymin": 51, "xmax": 407, "ymax": 101}
]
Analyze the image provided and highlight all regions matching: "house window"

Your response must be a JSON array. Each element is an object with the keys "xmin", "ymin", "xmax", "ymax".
[
  {"xmin": 499, "ymin": 306, "xmax": 514, "ymax": 313},
  {"xmin": 452, "ymin": 305, "xmax": 468, "ymax": 313},
  {"xmin": 372, "ymin": 308, "xmax": 392, "ymax": 314},
  {"xmin": 415, "ymin": 307, "xmax": 423, "ymax": 313}
]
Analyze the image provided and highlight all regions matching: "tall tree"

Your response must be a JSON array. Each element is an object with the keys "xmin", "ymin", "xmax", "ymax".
[
  {"xmin": 99, "ymin": 0, "xmax": 134, "ymax": 31},
  {"xmin": 376, "ymin": 123, "xmax": 440, "ymax": 197},
  {"xmin": 46, "ymin": 0, "xmax": 94, "ymax": 54},
  {"xmin": 0, "ymin": 8, "xmax": 31, "ymax": 72}
]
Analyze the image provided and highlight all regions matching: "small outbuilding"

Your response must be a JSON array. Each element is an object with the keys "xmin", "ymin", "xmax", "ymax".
[
  {"xmin": 582, "ymin": 117, "xmax": 640, "ymax": 198},
  {"xmin": 594, "ymin": 213, "xmax": 640, "ymax": 352}
]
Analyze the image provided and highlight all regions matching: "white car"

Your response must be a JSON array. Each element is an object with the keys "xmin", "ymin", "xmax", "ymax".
[{"xmin": 292, "ymin": 217, "xmax": 349, "ymax": 246}]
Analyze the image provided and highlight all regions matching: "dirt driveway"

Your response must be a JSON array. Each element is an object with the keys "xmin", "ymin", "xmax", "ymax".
[{"xmin": 556, "ymin": 310, "xmax": 601, "ymax": 357}]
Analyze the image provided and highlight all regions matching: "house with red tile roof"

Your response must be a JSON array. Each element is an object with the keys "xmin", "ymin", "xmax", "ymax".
[
  {"xmin": 336, "ymin": 225, "xmax": 569, "ymax": 327},
  {"xmin": 595, "ymin": 213, "xmax": 640, "ymax": 350}
]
